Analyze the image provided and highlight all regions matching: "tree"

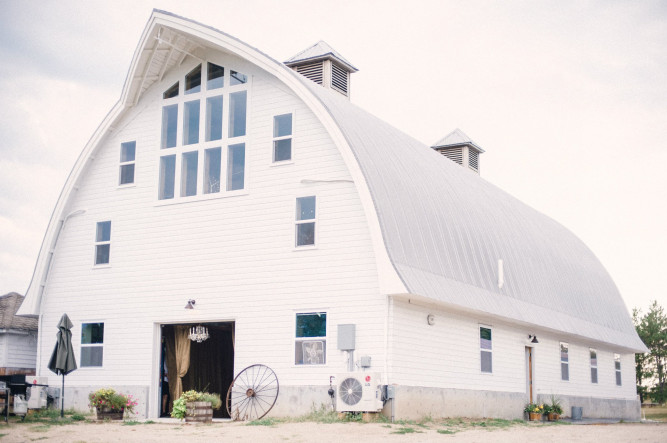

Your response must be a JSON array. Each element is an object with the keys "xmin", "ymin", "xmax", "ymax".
[{"xmin": 634, "ymin": 301, "xmax": 667, "ymax": 404}]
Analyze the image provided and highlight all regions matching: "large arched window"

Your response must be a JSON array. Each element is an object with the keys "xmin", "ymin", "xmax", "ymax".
[{"xmin": 158, "ymin": 62, "xmax": 249, "ymax": 200}]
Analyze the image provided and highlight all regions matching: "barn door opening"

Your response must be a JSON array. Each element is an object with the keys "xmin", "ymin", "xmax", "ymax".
[
  {"xmin": 525, "ymin": 346, "xmax": 534, "ymax": 403},
  {"xmin": 160, "ymin": 322, "xmax": 235, "ymax": 418}
]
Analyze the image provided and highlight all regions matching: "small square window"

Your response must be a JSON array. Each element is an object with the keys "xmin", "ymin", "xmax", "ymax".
[
  {"xmin": 81, "ymin": 322, "xmax": 104, "ymax": 367},
  {"xmin": 119, "ymin": 141, "xmax": 136, "ymax": 185},
  {"xmin": 560, "ymin": 342, "xmax": 569, "ymax": 381},
  {"xmin": 295, "ymin": 196, "xmax": 316, "ymax": 247},
  {"xmin": 479, "ymin": 326, "xmax": 492, "ymax": 373},
  {"xmin": 94, "ymin": 221, "xmax": 111, "ymax": 265},
  {"xmin": 295, "ymin": 313, "xmax": 326, "ymax": 365},
  {"xmin": 273, "ymin": 114, "xmax": 293, "ymax": 162},
  {"xmin": 590, "ymin": 348, "xmax": 598, "ymax": 384}
]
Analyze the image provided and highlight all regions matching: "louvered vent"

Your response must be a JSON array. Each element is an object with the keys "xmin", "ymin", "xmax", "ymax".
[
  {"xmin": 437, "ymin": 147, "xmax": 463, "ymax": 165},
  {"xmin": 331, "ymin": 63, "xmax": 348, "ymax": 95},
  {"xmin": 296, "ymin": 61, "xmax": 324, "ymax": 85},
  {"xmin": 469, "ymin": 150, "xmax": 479, "ymax": 171}
]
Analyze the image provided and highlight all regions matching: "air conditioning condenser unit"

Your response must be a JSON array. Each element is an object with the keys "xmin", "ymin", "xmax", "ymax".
[{"xmin": 335, "ymin": 372, "xmax": 382, "ymax": 413}]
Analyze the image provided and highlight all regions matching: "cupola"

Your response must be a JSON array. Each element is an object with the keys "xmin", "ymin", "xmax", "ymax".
[
  {"xmin": 431, "ymin": 129, "xmax": 485, "ymax": 174},
  {"xmin": 285, "ymin": 41, "xmax": 358, "ymax": 99}
]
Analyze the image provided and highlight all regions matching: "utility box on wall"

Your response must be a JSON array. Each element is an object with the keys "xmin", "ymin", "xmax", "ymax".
[{"xmin": 337, "ymin": 324, "xmax": 356, "ymax": 350}]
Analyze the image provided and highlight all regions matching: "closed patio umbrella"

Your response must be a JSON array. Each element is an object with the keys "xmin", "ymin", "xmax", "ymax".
[{"xmin": 48, "ymin": 314, "xmax": 77, "ymax": 418}]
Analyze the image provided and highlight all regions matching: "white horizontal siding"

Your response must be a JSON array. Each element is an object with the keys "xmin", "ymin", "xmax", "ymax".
[
  {"xmin": 390, "ymin": 299, "xmax": 637, "ymax": 400},
  {"xmin": 36, "ymin": 50, "xmax": 385, "ymax": 391},
  {"xmin": 0, "ymin": 335, "xmax": 6, "ymax": 367},
  {"xmin": 534, "ymin": 338, "xmax": 637, "ymax": 400},
  {"xmin": 389, "ymin": 299, "xmax": 525, "ymax": 393},
  {"xmin": 5, "ymin": 333, "xmax": 37, "ymax": 369}
]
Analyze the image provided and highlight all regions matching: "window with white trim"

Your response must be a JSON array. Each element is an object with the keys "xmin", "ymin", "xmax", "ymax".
[
  {"xmin": 94, "ymin": 221, "xmax": 111, "ymax": 265},
  {"xmin": 479, "ymin": 326, "xmax": 492, "ymax": 373},
  {"xmin": 295, "ymin": 196, "xmax": 316, "ymax": 247},
  {"xmin": 295, "ymin": 312, "xmax": 326, "ymax": 365},
  {"xmin": 81, "ymin": 322, "xmax": 104, "ymax": 367},
  {"xmin": 590, "ymin": 348, "xmax": 598, "ymax": 384},
  {"xmin": 273, "ymin": 113, "xmax": 292, "ymax": 162},
  {"xmin": 158, "ymin": 62, "xmax": 249, "ymax": 201},
  {"xmin": 560, "ymin": 342, "xmax": 569, "ymax": 381},
  {"xmin": 614, "ymin": 353, "xmax": 622, "ymax": 386},
  {"xmin": 119, "ymin": 141, "xmax": 136, "ymax": 185}
]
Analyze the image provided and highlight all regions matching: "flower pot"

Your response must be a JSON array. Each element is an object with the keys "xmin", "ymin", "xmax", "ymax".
[
  {"xmin": 96, "ymin": 407, "xmax": 124, "ymax": 420},
  {"xmin": 185, "ymin": 401, "xmax": 213, "ymax": 423},
  {"xmin": 528, "ymin": 412, "xmax": 542, "ymax": 421},
  {"xmin": 547, "ymin": 412, "xmax": 560, "ymax": 421}
]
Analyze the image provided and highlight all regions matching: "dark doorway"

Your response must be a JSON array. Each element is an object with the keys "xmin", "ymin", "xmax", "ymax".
[{"xmin": 160, "ymin": 322, "xmax": 235, "ymax": 418}]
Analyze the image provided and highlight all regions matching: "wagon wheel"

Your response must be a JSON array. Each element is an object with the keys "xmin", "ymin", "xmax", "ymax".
[{"xmin": 226, "ymin": 364, "xmax": 279, "ymax": 421}]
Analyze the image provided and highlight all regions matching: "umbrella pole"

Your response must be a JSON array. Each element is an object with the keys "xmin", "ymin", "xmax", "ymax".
[{"xmin": 61, "ymin": 374, "xmax": 65, "ymax": 418}]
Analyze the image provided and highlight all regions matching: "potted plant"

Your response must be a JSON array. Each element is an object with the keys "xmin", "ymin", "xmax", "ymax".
[
  {"xmin": 171, "ymin": 390, "xmax": 222, "ymax": 423},
  {"xmin": 524, "ymin": 403, "xmax": 544, "ymax": 421},
  {"xmin": 548, "ymin": 395, "xmax": 563, "ymax": 421},
  {"xmin": 88, "ymin": 388, "xmax": 138, "ymax": 420}
]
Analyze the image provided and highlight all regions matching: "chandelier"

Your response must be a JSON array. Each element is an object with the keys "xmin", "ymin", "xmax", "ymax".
[{"xmin": 188, "ymin": 325, "xmax": 209, "ymax": 343}]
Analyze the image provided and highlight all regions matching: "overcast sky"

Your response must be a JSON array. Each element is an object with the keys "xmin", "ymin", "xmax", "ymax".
[{"xmin": 1, "ymin": 0, "xmax": 665, "ymax": 313}]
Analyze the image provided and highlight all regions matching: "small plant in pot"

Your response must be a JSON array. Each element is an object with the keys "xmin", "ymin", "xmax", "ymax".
[
  {"xmin": 547, "ymin": 395, "xmax": 563, "ymax": 421},
  {"xmin": 171, "ymin": 390, "xmax": 222, "ymax": 423},
  {"xmin": 523, "ymin": 403, "xmax": 544, "ymax": 421},
  {"xmin": 88, "ymin": 387, "xmax": 137, "ymax": 420}
]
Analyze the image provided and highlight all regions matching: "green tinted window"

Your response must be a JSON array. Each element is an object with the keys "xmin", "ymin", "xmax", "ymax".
[
  {"xmin": 296, "ymin": 313, "xmax": 326, "ymax": 338},
  {"xmin": 82, "ymin": 322, "xmax": 104, "ymax": 344}
]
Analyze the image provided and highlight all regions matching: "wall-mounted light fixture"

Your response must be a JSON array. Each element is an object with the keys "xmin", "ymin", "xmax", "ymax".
[
  {"xmin": 427, "ymin": 314, "xmax": 435, "ymax": 326},
  {"xmin": 185, "ymin": 299, "xmax": 196, "ymax": 309},
  {"xmin": 528, "ymin": 334, "xmax": 539, "ymax": 344}
]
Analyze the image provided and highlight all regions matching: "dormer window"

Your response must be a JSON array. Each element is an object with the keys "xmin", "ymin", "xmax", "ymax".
[{"xmin": 158, "ymin": 62, "xmax": 249, "ymax": 201}]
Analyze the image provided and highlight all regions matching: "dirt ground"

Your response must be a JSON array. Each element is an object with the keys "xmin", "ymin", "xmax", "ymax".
[{"xmin": 1, "ymin": 419, "xmax": 666, "ymax": 443}]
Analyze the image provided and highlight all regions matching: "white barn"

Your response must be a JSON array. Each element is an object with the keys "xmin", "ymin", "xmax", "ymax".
[{"xmin": 18, "ymin": 10, "xmax": 646, "ymax": 420}]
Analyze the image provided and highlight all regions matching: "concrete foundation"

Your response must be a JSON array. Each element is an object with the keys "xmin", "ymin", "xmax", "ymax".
[
  {"xmin": 58, "ymin": 385, "xmax": 150, "ymax": 418},
  {"xmin": 51, "ymin": 384, "xmax": 641, "ymax": 422},
  {"xmin": 385, "ymin": 385, "xmax": 526, "ymax": 420},
  {"xmin": 269, "ymin": 385, "xmax": 334, "ymax": 417},
  {"xmin": 536, "ymin": 393, "xmax": 640, "ymax": 421}
]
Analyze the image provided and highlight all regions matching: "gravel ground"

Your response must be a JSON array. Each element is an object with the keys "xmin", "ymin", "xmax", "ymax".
[{"xmin": 1, "ymin": 419, "xmax": 666, "ymax": 443}]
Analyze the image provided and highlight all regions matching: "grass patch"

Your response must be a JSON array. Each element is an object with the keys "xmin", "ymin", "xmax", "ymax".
[
  {"xmin": 246, "ymin": 417, "xmax": 280, "ymax": 426},
  {"xmin": 437, "ymin": 429, "xmax": 456, "ymax": 434},
  {"xmin": 122, "ymin": 420, "xmax": 142, "ymax": 426},
  {"xmin": 391, "ymin": 426, "xmax": 422, "ymax": 434},
  {"xmin": 643, "ymin": 405, "xmax": 667, "ymax": 422},
  {"xmin": 16, "ymin": 408, "xmax": 91, "ymax": 427}
]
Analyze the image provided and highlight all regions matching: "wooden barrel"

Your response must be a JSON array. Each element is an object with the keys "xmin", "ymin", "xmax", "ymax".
[{"xmin": 185, "ymin": 402, "xmax": 213, "ymax": 423}]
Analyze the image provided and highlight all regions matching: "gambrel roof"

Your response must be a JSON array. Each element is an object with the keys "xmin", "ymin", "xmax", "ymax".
[{"xmin": 19, "ymin": 10, "xmax": 646, "ymax": 352}]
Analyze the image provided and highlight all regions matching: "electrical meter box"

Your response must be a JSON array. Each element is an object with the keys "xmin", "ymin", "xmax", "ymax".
[{"xmin": 337, "ymin": 324, "xmax": 356, "ymax": 350}]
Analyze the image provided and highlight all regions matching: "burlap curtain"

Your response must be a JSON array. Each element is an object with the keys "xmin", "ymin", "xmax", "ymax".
[{"xmin": 168, "ymin": 325, "xmax": 191, "ymax": 403}]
